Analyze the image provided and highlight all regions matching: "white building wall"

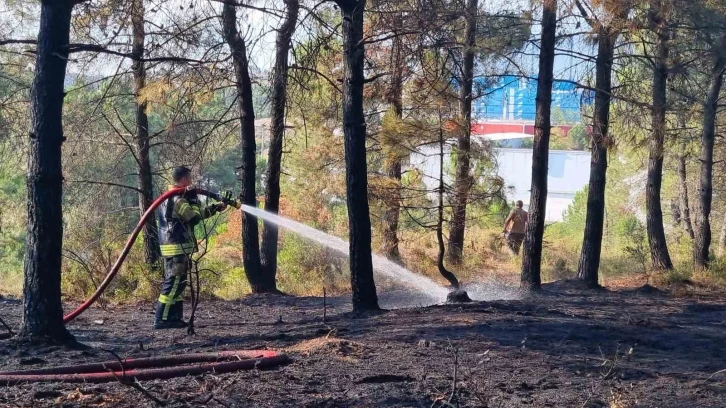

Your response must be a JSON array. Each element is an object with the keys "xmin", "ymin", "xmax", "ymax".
[{"xmin": 408, "ymin": 145, "xmax": 591, "ymax": 223}]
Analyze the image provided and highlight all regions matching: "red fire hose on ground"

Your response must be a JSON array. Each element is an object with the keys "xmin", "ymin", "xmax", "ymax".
[
  {"xmin": 0, "ymin": 350, "xmax": 290, "ymax": 384},
  {"xmin": 0, "ymin": 189, "xmax": 291, "ymax": 383}
]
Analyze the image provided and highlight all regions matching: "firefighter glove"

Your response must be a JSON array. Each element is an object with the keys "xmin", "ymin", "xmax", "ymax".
[{"xmin": 220, "ymin": 190, "xmax": 234, "ymax": 203}]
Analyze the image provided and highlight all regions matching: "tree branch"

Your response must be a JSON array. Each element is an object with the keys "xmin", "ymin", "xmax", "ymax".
[
  {"xmin": 0, "ymin": 38, "xmax": 36, "ymax": 46},
  {"xmin": 362, "ymin": 30, "xmax": 422, "ymax": 46},
  {"xmin": 290, "ymin": 64, "xmax": 342, "ymax": 92},
  {"xmin": 67, "ymin": 44, "xmax": 203, "ymax": 63},
  {"xmin": 363, "ymin": 72, "xmax": 389, "ymax": 83},
  {"xmin": 68, "ymin": 180, "xmax": 143, "ymax": 193},
  {"xmin": 209, "ymin": 0, "xmax": 285, "ymax": 18},
  {"xmin": 3, "ymin": 38, "xmax": 206, "ymax": 63}
]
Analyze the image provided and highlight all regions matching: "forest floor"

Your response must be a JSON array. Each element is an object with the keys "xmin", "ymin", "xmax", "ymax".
[{"xmin": 0, "ymin": 280, "xmax": 725, "ymax": 408}]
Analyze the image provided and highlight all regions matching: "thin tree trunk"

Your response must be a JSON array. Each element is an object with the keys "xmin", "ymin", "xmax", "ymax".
[
  {"xmin": 521, "ymin": 0, "xmax": 557, "ymax": 292},
  {"xmin": 19, "ymin": 0, "xmax": 75, "ymax": 343},
  {"xmin": 222, "ymin": 3, "xmax": 266, "ymax": 292},
  {"xmin": 260, "ymin": 0, "xmax": 299, "ymax": 291},
  {"xmin": 677, "ymin": 146, "xmax": 695, "ymax": 240},
  {"xmin": 447, "ymin": 0, "xmax": 478, "ymax": 264},
  {"xmin": 438, "ymin": 112, "xmax": 460, "ymax": 289},
  {"xmin": 336, "ymin": 0, "xmax": 379, "ymax": 311},
  {"xmin": 645, "ymin": 10, "xmax": 673, "ymax": 270},
  {"xmin": 577, "ymin": 25, "xmax": 616, "ymax": 289},
  {"xmin": 381, "ymin": 30, "xmax": 404, "ymax": 260},
  {"xmin": 381, "ymin": 149, "xmax": 402, "ymax": 259},
  {"xmin": 694, "ymin": 36, "xmax": 726, "ymax": 269},
  {"xmin": 131, "ymin": 0, "xmax": 161, "ymax": 268}
]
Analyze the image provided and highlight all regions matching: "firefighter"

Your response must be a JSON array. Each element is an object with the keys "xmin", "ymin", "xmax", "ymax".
[
  {"xmin": 154, "ymin": 166, "xmax": 233, "ymax": 329},
  {"xmin": 503, "ymin": 200, "xmax": 528, "ymax": 255}
]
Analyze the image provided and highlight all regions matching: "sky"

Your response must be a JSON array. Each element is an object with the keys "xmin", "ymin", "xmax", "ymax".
[
  {"xmin": 0, "ymin": 0, "xmax": 595, "ymax": 87},
  {"xmin": 0, "ymin": 0, "xmax": 280, "ymax": 79}
]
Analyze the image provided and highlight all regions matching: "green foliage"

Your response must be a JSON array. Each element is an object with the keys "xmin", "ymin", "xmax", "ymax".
[
  {"xmin": 549, "ymin": 124, "xmax": 589, "ymax": 151},
  {"xmin": 546, "ymin": 187, "xmax": 588, "ymax": 241},
  {"xmin": 551, "ymin": 106, "xmax": 579, "ymax": 126},
  {"xmin": 214, "ymin": 266, "xmax": 252, "ymax": 300},
  {"xmin": 276, "ymin": 233, "xmax": 348, "ymax": 295},
  {"xmin": 614, "ymin": 214, "xmax": 646, "ymax": 248},
  {"xmin": 705, "ymin": 258, "xmax": 726, "ymax": 286},
  {"xmin": 476, "ymin": 11, "xmax": 532, "ymax": 61},
  {"xmin": 568, "ymin": 124, "xmax": 589, "ymax": 150},
  {"xmin": 615, "ymin": 215, "xmax": 648, "ymax": 274},
  {"xmin": 664, "ymin": 267, "xmax": 693, "ymax": 285},
  {"xmin": 0, "ymin": 157, "xmax": 25, "ymax": 295},
  {"xmin": 204, "ymin": 148, "xmax": 240, "ymax": 194}
]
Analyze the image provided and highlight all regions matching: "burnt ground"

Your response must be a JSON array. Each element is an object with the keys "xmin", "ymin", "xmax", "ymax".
[{"xmin": 0, "ymin": 281, "xmax": 725, "ymax": 407}]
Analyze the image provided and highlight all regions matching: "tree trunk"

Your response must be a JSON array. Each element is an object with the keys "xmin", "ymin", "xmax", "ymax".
[
  {"xmin": 437, "ymin": 113, "xmax": 460, "ymax": 289},
  {"xmin": 645, "ymin": 13, "xmax": 673, "ymax": 271},
  {"xmin": 677, "ymin": 146, "xmax": 695, "ymax": 240},
  {"xmin": 260, "ymin": 0, "xmax": 299, "ymax": 291},
  {"xmin": 131, "ymin": 0, "xmax": 161, "ymax": 268},
  {"xmin": 447, "ymin": 0, "xmax": 478, "ymax": 264},
  {"xmin": 381, "ymin": 30, "xmax": 404, "ymax": 260},
  {"xmin": 694, "ymin": 37, "xmax": 726, "ymax": 269},
  {"xmin": 19, "ymin": 0, "xmax": 75, "ymax": 343},
  {"xmin": 520, "ymin": 0, "xmax": 557, "ymax": 292},
  {"xmin": 577, "ymin": 25, "xmax": 616, "ymax": 289},
  {"xmin": 222, "ymin": 3, "xmax": 266, "ymax": 292},
  {"xmin": 337, "ymin": 0, "xmax": 379, "ymax": 311}
]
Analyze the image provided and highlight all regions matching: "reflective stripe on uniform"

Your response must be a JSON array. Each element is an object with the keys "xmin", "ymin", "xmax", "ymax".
[
  {"xmin": 176, "ymin": 201, "xmax": 201, "ymax": 223},
  {"xmin": 177, "ymin": 202, "xmax": 192, "ymax": 216},
  {"xmin": 160, "ymin": 242, "xmax": 196, "ymax": 256},
  {"xmin": 161, "ymin": 275, "xmax": 182, "ymax": 320},
  {"xmin": 158, "ymin": 294, "xmax": 173, "ymax": 304},
  {"xmin": 162, "ymin": 301, "xmax": 173, "ymax": 320}
]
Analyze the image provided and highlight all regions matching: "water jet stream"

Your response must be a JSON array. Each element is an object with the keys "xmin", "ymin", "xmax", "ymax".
[{"xmin": 242, "ymin": 205, "xmax": 450, "ymax": 302}]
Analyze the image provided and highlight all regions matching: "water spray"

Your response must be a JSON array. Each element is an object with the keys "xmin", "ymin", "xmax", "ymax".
[{"xmin": 240, "ymin": 205, "xmax": 452, "ymax": 301}]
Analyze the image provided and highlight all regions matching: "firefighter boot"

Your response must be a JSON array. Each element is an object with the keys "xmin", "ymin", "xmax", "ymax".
[
  {"xmin": 154, "ymin": 301, "xmax": 186, "ymax": 329},
  {"xmin": 171, "ymin": 301, "xmax": 187, "ymax": 326}
]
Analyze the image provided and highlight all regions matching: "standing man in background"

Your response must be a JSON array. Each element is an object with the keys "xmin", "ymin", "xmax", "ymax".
[{"xmin": 504, "ymin": 200, "xmax": 528, "ymax": 255}]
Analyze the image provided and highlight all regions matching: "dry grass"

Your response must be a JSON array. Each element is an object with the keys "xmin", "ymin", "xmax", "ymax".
[
  {"xmin": 286, "ymin": 337, "xmax": 367, "ymax": 363},
  {"xmin": 0, "ymin": 271, "xmax": 22, "ymax": 297}
]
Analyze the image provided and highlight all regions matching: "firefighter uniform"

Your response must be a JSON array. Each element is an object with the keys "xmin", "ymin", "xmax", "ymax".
[{"xmin": 154, "ymin": 188, "xmax": 222, "ymax": 329}]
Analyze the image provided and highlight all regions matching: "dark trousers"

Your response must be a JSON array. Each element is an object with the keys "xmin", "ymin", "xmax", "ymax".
[
  {"xmin": 506, "ymin": 233, "xmax": 525, "ymax": 255},
  {"xmin": 154, "ymin": 255, "xmax": 189, "ymax": 322}
]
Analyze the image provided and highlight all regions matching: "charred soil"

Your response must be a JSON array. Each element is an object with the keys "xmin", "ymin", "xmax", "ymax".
[{"xmin": 1, "ymin": 282, "xmax": 725, "ymax": 407}]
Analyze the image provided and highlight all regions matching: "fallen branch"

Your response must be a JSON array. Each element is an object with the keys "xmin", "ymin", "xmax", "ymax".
[
  {"xmin": 705, "ymin": 368, "xmax": 726, "ymax": 382},
  {"xmin": 101, "ymin": 349, "xmax": 167, "ymax": 406},
  {"xmin": 0, "ymin": 316, "xmax": 13, "ymax": 337},
  {"xmin": 356, "ymin": 374, "xmax": 414, "ymax": 384},
  {"xmin": 126, "ymin": 379, "xmax": 167, "ymax": 407}
]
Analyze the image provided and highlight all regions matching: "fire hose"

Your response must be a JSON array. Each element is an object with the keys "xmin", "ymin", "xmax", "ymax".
[
  {"xmin": 0, "ymin": 350, "xmax": 290, "ymax": 384},
  {"xmin": 0, "ymin": 189, "xmax": 291, "ymax": 384}
]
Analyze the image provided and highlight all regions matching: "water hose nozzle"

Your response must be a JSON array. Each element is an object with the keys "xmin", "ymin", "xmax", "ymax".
[{"xmin": 209, "ymin": 190, "xmax": 242, "ymax": 209}]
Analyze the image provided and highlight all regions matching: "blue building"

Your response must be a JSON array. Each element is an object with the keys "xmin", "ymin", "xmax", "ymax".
[{"xmin": 473, "ymin": 75, "xmax": 591, "ymax": 124}]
